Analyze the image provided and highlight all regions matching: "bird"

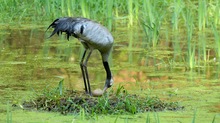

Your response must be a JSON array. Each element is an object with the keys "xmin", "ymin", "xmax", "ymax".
[{"xmin": 46, "ymin": 17, "xmax": 114, "ymax": 96}]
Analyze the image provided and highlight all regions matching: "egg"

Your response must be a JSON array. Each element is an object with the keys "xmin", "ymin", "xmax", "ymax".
[{"xmin": 92, "ymin": 88, "xmax": 103, "ymax": 97}]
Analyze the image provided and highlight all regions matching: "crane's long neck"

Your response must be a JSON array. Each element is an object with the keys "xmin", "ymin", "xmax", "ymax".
[{"xmin": 103, "ymin": 61, "xmax": 113, "ymax": 88}]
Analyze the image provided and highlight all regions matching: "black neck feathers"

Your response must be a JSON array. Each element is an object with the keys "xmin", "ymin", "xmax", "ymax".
[{"xmin": 103, "ymin": 61, "xmax": 112, "ymax": 80}]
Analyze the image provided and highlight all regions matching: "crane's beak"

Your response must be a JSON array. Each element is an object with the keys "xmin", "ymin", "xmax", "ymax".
[{"xmin": 103, "ymin": 86, "xmax": 108, "ymax": 93}]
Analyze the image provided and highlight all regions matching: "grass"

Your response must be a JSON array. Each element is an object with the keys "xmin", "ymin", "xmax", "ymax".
[
  {"xmin": 6, "ymin": 101, "xmax": 12, "ymax": 123},
  {"xmin": 198, "ymin": 0, "xmax": 207, "ymax": 31},
  {"xmin": 141, "ymin": 1, "xmax": 166, "ymax": 48},
  {"xmin": 106, "ymin": 0, "xmax": 114, "ymax": 31},
  {"xmin": 7, "ymin": 101, "xmax": 219, "ymax": 123},
  {"xmin": 212, "ymin": 23, "xmax": 220, "ymax": 59},
  {"xmin": 172, "ymin": 0, "xmax": 184, "ymax": 31},
  {"xmin": 127, "ymin": 0, "xmax": 133, "ymax": 27},
  {"xmin": 185, "ymin": 8, "xmax": 196, "ymax": 69}
]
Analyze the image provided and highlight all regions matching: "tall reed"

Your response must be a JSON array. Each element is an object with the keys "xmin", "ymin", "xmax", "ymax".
[
  {"xmin": 185, "ymin": 8, "xmax": 195, "ymax": 69},
  {"xmin": 211, "ymin": 23, "xmax": 220, "ymax": 59},
  {"xmin": 127, "ymin": 0, "xmax": 133, "ymax": 27},
  {"xmin": 7, "ymin": 101, "xmax": 12, "ymax": 123},
  {"xmin": 134, "ymin": 0, "xmax": 139, "ymax": 21},
  {"xmin": 81, "ymin": 0, "xmax": 90, "ymax": 18},
  {"xmin": 141, "ymin": 0, "xmax": 165, "ymax": 47},
  {"xmin": 191, "ymin": 110, "xmax": 197, "ymax": 123},
  {"xmin": 173, "ymin": 31, "xmax": 182, "ymax": 61},
  {"xmin": 106, "ymin": 0, "xmax": 114, "ymax": 31},
  {"xmin": 199, "ymin": 32, "xmax": 207, "ymax": 62},
  {"xmin": 67, "ymin": 0, "xmax": 72, "ymax": 16},
  {"xmin": 172, "ymin": 0, "xmax": 184, "ymax": 31},
  {"xmin": 198, "ymin": 0, "xmax": 207, "ymax": 31},
  {"xmin": 128, "ymin": 28, "xmax": 134, "ymax": 63},
  {"xmin": 213, "ymin": 0, "xmax": 220, "ymax": 26}
]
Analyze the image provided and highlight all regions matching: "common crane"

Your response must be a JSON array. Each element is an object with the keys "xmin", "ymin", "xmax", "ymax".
[{"xmin": 46, "ymin": 17, "xmax": 114, "ymax": 96}]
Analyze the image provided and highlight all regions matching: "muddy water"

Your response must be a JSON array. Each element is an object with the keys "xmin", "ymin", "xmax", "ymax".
[{"xmin": 0, "ymin": 26, "xmax": 219, "ymax": 122}]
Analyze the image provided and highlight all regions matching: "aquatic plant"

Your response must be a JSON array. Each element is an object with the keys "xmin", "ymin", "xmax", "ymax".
[
  {"xmin": 185, "ymin": 7, "xmax": 195, "ymax": 69},
  {"xmin": 198, "ymin": 0, "xmax": 207, "ymax": 31},
  {"xmin": 141, "ymin": 0, "xmax": 166, "ymax": 47},
  {"xmin": 106, "ymin": 0, "xmax": 114, "ymax": 31},
  {"xmin": 127, "ymin": 0, "xmax": 133, "ymax": 27},
  {"xmin": 171, "ymin": 0, "xmax": 184, "ymax": 31},
  {"xmin": 7, "ymin": 101, "xmax": 12, "ymax": 123},
  {"xmin": 211, "ymin": 23, "xmax": 220, "ymax": 59},
  {"xmin": 80, "ymin": 0, "xmax": 89, "ymax": 18}
]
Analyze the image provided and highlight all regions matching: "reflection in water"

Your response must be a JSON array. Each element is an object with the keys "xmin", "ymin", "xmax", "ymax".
[{"xmin": 0, "ymin": 27, "xmax": 219, "ymax": 93}]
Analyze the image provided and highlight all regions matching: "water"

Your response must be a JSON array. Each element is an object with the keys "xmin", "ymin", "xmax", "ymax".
[{"xmin": 0, "ymin": 25, "xmax": 219, "ymax": 122}]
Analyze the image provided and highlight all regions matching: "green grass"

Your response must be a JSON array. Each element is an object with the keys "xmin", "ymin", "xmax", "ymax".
[
  {"xmin": 127, "ymin": 0, "xmax": 133, "ymax": 27},
  {"xmin": 198, "ymin": 0, "xmax": 207, "ymax": 31},
  {"xmin": 6, "ymin": 103, "xmax": 219, "ymax": 123},
  {"xmin": 185, "ymin": 8, "xmax": 196, "ymax": 69},
  {"xmin": 172, "ymin": 0, "xmax": 184, "ymax": 31},
  {"xmin": 106, "ymin": 0, "xmax": 114, "ymax": 31},
  {"xmin": 212, "ymin": 23, "xmax": 220, "ymax": 59},
  {"xmin": 6, "ymin": 101, "xmax": 12, "ymax": 123},
  {"xmin": 141, "ymin": 1, "xmax": 166, "ymax": 48}
]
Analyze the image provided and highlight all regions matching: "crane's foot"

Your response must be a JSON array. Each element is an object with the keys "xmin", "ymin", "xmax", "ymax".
[{"xmin": 84, "ymin": 89, "xmax": 92, "ymax": 96}]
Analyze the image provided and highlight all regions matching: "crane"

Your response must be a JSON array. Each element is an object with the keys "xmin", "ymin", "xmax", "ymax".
[{"xmin": 46, "ymin": 17, "xmax": 114, "ymax": 96}]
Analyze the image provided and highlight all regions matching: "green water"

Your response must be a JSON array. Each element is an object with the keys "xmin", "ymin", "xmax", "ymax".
[{"xmin": 0, "ymin": 24, "xmax": 219, "ymax": 122}]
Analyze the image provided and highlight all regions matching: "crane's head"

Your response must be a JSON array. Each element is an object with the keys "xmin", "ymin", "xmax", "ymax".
[
  {"xmin": 103, "ymin": 76, "xmax": 114, "ymax": 92},
  {"xmin": 107, "ymin": 77, "xmax": 114, "ymax": 87}
]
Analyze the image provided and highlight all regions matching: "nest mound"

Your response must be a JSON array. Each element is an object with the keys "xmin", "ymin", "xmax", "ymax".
[{"xmin": 22, "ymin": 88, "xmax": 184, "ymax": 114}]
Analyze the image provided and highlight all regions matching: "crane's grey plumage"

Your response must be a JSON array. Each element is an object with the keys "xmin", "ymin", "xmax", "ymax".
[{"xmin": 47, "ymin": 17, "xmax": 114, "ymax": 95}]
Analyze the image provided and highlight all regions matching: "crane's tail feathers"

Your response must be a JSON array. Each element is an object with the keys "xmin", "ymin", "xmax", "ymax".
[
  {"xmin": 46, "ymin": 19, "xmax": 60, "ymax": 38},
  {"xmin": 46, "ymin": 18, "xmax": 73, "ymax": 40}
]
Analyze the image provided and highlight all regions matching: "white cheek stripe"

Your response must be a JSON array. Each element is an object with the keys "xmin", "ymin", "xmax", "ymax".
[{"xmin": 110, "ymin": 78, "xmax": 114, "ymax": 86}]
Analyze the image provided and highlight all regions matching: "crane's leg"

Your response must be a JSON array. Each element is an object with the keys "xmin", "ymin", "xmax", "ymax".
[
  {"xmin": 80, "ymin": 50, "xmax": 88, "ymax": 93},
  {"xmin": 80, "ymin": 49, "xmax": 93, "ymax": 95},
  {"xmin": 84, "ymin": 50, "xmax": 92, "ymax": 95}
]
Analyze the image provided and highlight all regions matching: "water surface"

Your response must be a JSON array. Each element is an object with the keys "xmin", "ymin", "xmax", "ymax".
[{"xmin": 0, "ymin": 24, "xmax": 219, "ymax": 122}]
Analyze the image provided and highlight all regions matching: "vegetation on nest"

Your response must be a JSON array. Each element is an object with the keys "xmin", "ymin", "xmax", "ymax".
[{"xmin": 21, "ymin": 80, "xmax": 183, "ymax": 115}]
